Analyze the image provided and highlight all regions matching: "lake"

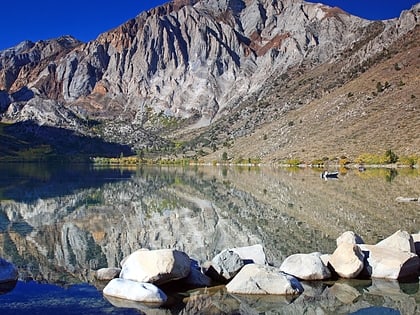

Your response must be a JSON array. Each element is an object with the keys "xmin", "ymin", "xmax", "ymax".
[{"xmin": 0, "ymin": 163, "xmax": 419, "ymax": 314}]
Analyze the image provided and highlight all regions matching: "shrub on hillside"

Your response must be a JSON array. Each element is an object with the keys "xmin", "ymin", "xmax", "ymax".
[
  {"xmin": 385, "ymin": 149, "xmax": 398, "ymax": 164},
  {"xmin": 356, "ymin": 150, "xmax": 399, "ymax": 165}
]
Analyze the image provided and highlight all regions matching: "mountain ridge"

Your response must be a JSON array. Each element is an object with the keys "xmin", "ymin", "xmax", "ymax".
[{"xmin": 0, "ymin": 0, "xmax": 419, "ymax": 162}]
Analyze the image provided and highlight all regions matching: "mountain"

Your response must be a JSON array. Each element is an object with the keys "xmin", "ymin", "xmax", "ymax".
[{"xmin": 0, "ymin": 0, "xmax": 419, "ymax": 162}]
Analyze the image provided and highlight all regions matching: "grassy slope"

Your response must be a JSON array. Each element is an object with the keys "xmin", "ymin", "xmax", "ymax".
[{"xmin": 201, "ymin": 27, "xmax": 420, "ymax": 164}]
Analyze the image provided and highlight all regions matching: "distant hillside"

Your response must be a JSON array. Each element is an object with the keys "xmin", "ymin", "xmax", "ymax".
[
  {"xmin": 199, "ymin": 25, "xmax": 420, "ymax": 163},
  {"xmin": 0, "ymin": 0, "xmax": 419, "ymax": 162}
]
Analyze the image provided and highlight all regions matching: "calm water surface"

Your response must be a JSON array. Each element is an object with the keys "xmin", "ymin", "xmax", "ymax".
[{"xmin": 0, "ymin": 163, "xmax": 419, "ymax": 314}]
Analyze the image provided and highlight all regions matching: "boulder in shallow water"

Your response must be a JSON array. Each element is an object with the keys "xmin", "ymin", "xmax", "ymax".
[
  {"xmin": 280, "ymin": 252, "xmax": 331, "ymax": 280},
  {"xmin": 226, "ymin": 264, "xmax": 303, "ymax": 295},
  {"xmin": 206, "ymin": 249, "xmax": 244, "ymax": 282},
  {"xmin": 376, "ymin": 230, "xmax": 415, "ymax": 254},
  {"xmin": 359, "ymin": 244, "xmax": 419, "ymax": 280},
  {"xmin": 230, "ymin": 244, "xmax": 267, "ymax": 265},
  {"xmin": 329, "ymin": 243, "xmax": 365, "ymax": 279},
  {"xmin": 103, "ymin": 278, "xmax": 167, "ymax": 304},
  {"xmin": 120, "ymin": 249, "xmax": 190, "ymax": 285},
  {"xmin": 0, "ymin": 258, "xmax": 18, "ymax": 284},
  {"xmin": 336, "ymin": 231, "xmax": 364, "ymax": 247}
]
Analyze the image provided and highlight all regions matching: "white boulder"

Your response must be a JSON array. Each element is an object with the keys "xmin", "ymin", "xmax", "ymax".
[
  {"xmin": 376, "ymin": 230, "xmax": 415, "ymax": 253},
  {"xmin": 336, "ymin": 231, "xmax": 364, "ymax": 247},
  {"xmin": 329, "ymin": 243, "xmax": 365, "ymax": 278},
  {"xmin": 95, "ymin": 267, "xmax": 121, "ymax": 281},
  {"xmin": 280, "ymin": 252, "xmax": 331, "ymax": 280},
  {"xmin": 230, "ymin": 244, "xmax": 267, "ymax": 265},
  {"xmin": 320, "ymin": 254, "xmax": 331, "ymax": 267},
  {"xmin": 359, "ymin": 244, "xmax": 420, "ymax": 280},
  {"xmin": 207, "ymin": 249, "xmax": 244, "ymax": 282},
  {"xmin": 226, "ymin": 264, "xmax": 304, "ymax": 295},
  {"xmin": 103, "ymin": 278, "xmax": 167, "ymax": 304},
  {"xmin": 120, "ymin": 249, "xmax": 190, "ymax": 285}
]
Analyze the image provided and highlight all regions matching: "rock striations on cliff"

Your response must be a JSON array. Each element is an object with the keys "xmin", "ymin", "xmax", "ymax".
[{"xmin": 0, "ymin": 0, "xmax": 419, "ymax": 156}]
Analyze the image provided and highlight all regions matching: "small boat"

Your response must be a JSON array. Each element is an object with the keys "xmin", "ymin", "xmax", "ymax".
[{"xmin": 320, "ymin": 170, "xmax": 339, "ymax": 179}]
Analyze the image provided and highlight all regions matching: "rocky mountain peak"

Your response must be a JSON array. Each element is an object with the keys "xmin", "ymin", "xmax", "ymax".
[
  {"xmin": 0, "ymin": 35, "xmax": 82, "ymax": 94},
  {"xmin": 0, "ymin": 0, "xmax": 419, "ymax": 159}
]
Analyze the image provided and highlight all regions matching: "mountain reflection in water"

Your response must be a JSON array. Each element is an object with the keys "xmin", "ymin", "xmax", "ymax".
[{"xmin": 0, "ymin": 163, "xmax": 418, "ymax": 314}]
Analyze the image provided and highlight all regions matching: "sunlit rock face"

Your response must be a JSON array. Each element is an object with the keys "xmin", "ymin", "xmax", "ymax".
[{"xmin": 1, "ymin": 1, "xmax": 418, "ymax": 147}]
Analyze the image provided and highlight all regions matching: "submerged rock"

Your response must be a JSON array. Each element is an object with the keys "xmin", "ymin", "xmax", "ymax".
[
  {"xmin": 326, "ymin": 282, "xmax": 361, "ymax": 304},
  {"xmin": 105, "ymin": 294, "xmax": 172, "ymax": 314},
  {"xmin": 226, "ymin": 264, "xmax": 303, "ymax": 295},
  {"xmin": 103, "ymin": 278, "xmax": 167, "ymax": 304}
]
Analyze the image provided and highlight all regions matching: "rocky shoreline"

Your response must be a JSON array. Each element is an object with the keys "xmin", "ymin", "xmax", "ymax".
[
  {"xmin": 0, "ymin": 229, "xmax": 419, "ymax": 313},
  {"xmin": 92, "ymin": 230, "xmax": 420, "ymax": 312}
]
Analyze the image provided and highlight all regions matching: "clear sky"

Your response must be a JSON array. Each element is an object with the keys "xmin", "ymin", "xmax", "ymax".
[{"xmin": 1, "ymin": 0, "xmax": 418, "ymax": 51}]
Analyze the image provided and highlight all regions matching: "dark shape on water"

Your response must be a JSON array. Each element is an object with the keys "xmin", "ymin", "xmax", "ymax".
[
  {"xmin": 385, "ymin": 169, "xmax": 398, "ymax": 183},
  {"xmin": 0, "ymin": 162, "xmax": 134, "ymax": 202},
  {"xmin": 320, "ymin": 170, "xmax": 339, "ymax": 180},
  {"xmin": 0, "ymin": 280, "xmax": 17, "ymax": 295}
]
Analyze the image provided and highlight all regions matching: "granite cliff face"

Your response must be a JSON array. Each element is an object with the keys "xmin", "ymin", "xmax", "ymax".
[{"xmin": 0, "ymin": 0, "xmax": 419, "ymax": 156}]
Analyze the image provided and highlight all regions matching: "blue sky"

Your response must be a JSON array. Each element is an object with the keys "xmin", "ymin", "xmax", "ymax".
[{"xmin": 1, "ymin": 0, "xmax": 418, "ymax": 51}]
